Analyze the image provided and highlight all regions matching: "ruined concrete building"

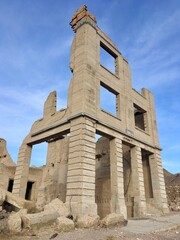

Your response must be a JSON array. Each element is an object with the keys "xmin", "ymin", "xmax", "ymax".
[{"xmin": 1, "ymin": 5, "xmax": 169, "ymax": 219}]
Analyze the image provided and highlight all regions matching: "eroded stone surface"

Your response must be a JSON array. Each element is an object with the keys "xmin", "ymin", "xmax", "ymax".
[
  {"xmin": 56, "ymin": 217, "xmax": 75, "ymax": 232},
  {"xmin": 0, "ymin": 189, "xmax": 6, "ymax": 206},
  {"xmin": 44, "ymin": 198, "xmax": 70, "ymax": 217},
  {"xmin": 7, "ymin": 212, "xmax": 22, "ymax": 233},
  {"xmin": 21, "ymin": 211, "xmax": 59, "ymax": 228},
  {"xmin": 101, "ymin": 213, "xmax": 127, "ymax": 227},
  {"xmin": 77, "ymin": 213, "xmax": 100, "ymax": 228}
]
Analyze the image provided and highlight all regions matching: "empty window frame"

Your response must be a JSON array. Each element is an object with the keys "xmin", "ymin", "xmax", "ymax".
[
  {"xmin": 134, "ymin": 104, "xmax": 147, "ymax": 131},
  {"xmin": 30, "ymin": 142, "xmax": 48, "ymax": 167},
  {"xmin": 7, "ymin": 179, "xmax": 14, "ymax": 192},
  {"xmin": 100, "ymin": 82, "xmax": 119, "ymax": 116},
  {"xmin": 100, "ymin": 42, "xmax": 118, "ymax": 74},
  {"xmin": 25, "ymin": 181, "xmax": 34, "ymax": 200}
]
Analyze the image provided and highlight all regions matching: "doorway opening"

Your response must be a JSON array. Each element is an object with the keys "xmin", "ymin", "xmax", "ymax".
[
  {"xmin": 122, "ymin": 142, "xmax": 134, "ymax": 218},
  {"xmin": 142, "ymin": 149, "xmax": 153, "ymax": 199}
]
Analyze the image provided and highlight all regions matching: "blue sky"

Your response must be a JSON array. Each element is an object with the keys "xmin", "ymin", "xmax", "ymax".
[{"xmin": 0, "ymin": 0, "xmax": 179, "ymax": 173}]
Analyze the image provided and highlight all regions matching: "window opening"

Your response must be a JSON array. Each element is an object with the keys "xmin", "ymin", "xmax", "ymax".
[
  {"xmin": 100, "ymin": 83, "xmax": 118, "ymax": 116},
  {"xmin": 30, "ymin": 142, "xmax": 48, "ymax": 167},
  {"xmin": 134, "ymin": 104, "xmax": 146, "ymax": 131},
  {"xmin": 25, "ymin": 181, "xmax": 34, "ymax": 200},
  {"xmin": 7, "ymin": 179, "xmax": 14, "ymax": 192},
  {"xmin": 100, "ymin": 42, "xmax": 117, "ymax": 74}
]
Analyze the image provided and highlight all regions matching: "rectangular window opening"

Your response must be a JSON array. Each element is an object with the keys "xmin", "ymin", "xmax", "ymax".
[
  {"xmin": 7, "ymin": 179, "xmax": 14, "ymax": 192},
  {"xmin": 100, "ymin": 42, "xmax": 117, "ymax": 74},
  {"xmin": 134, "ymin": 104, "xmax": 146, "ymax": 131},
  {"xmin": 30, "ymin": 142, "xmax": 48, "ymax": 167},
  {"xmin": 100, "ymin": 83, "xmax": 118, "ymax": 116},
  {"xmin": 25, "ymin": 181, "xmax": 34, "ymax": 200}
]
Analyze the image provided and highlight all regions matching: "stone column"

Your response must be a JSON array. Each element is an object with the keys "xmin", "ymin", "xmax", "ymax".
[
  {"xmin": 131, "ymin": 146, "xmax": 147, "ymax": 217},
  {"xmin": 66, "ymin": 117, "xmax": 97, "ymax": 217},
  {"xmin": 110, "ymin": 137, "xmax": 127, "ymax": 219},
  {"xmin": 12, "ymin": 140, "xmax": 32, "ymax": 198},
  {"xmin": 149, "ymin": 150, "xmax": 169, "ymax": 213}
]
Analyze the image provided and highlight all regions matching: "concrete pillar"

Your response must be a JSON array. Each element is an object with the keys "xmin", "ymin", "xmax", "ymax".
[
  {"xmin": 110, "ymin": 137, "xmax": 127, "ymax": 219},
  {"xmin": 149, "ymin": 150, "xmax": 169, "ymax": 213},
  {"xmin": 66, "ymin": 117, "xmax": 97, "ymax": 217},
  {"xmin": 131, "ymin": 146, "xmax": 147, "ymax": 217},
  {"xmin": 12, "ymin": 140, "xmax": 32, "ymax": 198}
]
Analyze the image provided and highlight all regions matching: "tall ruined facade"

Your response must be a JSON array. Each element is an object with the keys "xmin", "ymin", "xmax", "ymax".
[{"xmin": 11, "ymin": 6, "xmax": 168, "ymax": 219}]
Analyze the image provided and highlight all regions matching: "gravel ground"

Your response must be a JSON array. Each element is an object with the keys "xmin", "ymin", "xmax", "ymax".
[
  {"xmin": 0, "ymin": 213, "xmax": 180, "ymax": 240},
  {"xmin": 1, "ymin": 226, "xmax": 179, "ymax": 240}
]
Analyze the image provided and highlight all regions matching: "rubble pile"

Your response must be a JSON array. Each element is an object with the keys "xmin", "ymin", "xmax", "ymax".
[
  {"xmin": 166, "ymin": 185, "xmax": 180, "ymax": 211},
  {"xmin": 0, "ymin": 210, "xmax": 9, "ymax": 233},
  {"xmin": 164, "ymin": 169, "xmax": 180, "ymax": 212}
]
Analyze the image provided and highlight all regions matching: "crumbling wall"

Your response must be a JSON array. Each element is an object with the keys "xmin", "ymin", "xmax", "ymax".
[
  {"xmin": 0, "ymin": 164, "xmax": 15, "ymax": 191},
  {"xmin": 0, "ymin": 139, "xmax": 15, "ymax": 167},
  {"xmin": 122, "ymin": 144, "xmax": 134, "ymax": 218},
  {"xmin": 95, "ymin": 137, "xmax": 111, "ymax": 218},
  {"xmin": 36, "ymin": 137, "xmax": 69, "ymax": 209},
  {"xmin": 0, "ymin": 139, "xmax": 16, "ymax": 190}
]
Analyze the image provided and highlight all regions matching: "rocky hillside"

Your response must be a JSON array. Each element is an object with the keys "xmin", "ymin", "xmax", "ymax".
[{"xmin": 163, "ymin": 169, "xmax": 180, "ymax": 211}]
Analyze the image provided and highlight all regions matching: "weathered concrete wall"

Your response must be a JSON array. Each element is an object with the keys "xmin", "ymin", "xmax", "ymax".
[
  {"xmin": 95, "ymin": 137, "xmax": 111, "ymax": 218},
  {"xmin": 37, "ymin": 137, "xmax": 69, "ymax": 208}
]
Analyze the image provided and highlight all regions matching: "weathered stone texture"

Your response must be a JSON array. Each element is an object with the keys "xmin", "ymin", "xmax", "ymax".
[
  {"xmin": 101, "ymin": 213, "xmax": 127, "ymax": 227},
  {"xmin": 21, "ymin": 211, "xmax": 59, "ymax": 228},
  {"xmin": 77, "ymin": 213, "xmax": 100, "ymax": 228},
  {"xmin": 44, "ymin": 198, "xmax": 70, "ymax": 217},
  {"xmin": 7, "ymin": 212, "xmax": 22, "ymax": 233},
  {"xmin": 0, "ymin": 189, "xmax": 6, "ymax": 206},
  {"xmin": 56, "ymin": 217, "xmax": 75, "ymax": 232}
]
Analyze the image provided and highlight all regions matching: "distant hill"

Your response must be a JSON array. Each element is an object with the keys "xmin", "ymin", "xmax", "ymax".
[{"xmin": 163, "ymin": 169, "xmax": 180, "ymax": 186}]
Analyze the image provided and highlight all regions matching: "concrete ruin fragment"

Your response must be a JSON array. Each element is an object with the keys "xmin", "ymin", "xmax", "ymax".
[{"xmin": 0, "ymin": 5, "xmax": 169, "ymax": 226}]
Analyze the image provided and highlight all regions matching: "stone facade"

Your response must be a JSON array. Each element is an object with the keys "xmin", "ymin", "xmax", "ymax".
[{"xmin": 1, "ymin": 5, "xmax": 169, "ymax": 220}]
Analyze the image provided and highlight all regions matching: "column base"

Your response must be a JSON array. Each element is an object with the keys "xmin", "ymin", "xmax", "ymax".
[
  {"xmin": 65, "ymin": 201, "xmax": 97, "ymax": 218},
  {"xmin": 110, "ymin": 196, "xmax": 127, "ymax": 219},
  {"xmin": 133, "ymin": 198, "xmax": 147, "ymax": 218}
]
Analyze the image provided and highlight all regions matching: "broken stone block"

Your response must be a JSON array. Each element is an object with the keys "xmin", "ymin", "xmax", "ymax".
[
  {"xmin": 21, "ymin": 211, "xmax": 59, "ymax": 228},
  {"xmin": 56, "ymin": 217, "xmax": 75, "ymax": 232},
  {"xmin": 7, "ymin": 212, "xmax": 22, "ymax": 233},
  {"xmin": 101, "ymin": 213, "xmax": 127, "ymax": 227},
  {"xmin": 77, "ymin": 213, "xmax": 100, "ymax": 228},
  {"xmin": 44, "ymin": 198, "xmax": 70, "ymax": 217},
  {"xmin": 0, "ymin": 189, "xmax": 6, "ymax": 206}
]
